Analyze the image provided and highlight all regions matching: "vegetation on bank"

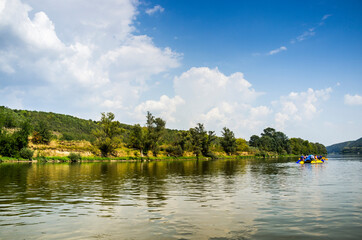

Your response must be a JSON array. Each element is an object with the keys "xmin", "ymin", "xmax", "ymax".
[{"xmin": 0, "ymin": 106, "xmax": 327, "ymax": 162}]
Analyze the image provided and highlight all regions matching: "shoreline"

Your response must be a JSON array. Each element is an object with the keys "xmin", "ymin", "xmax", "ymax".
[{"xmin": 0, "ymin": 154, "xmax": 300, "ymax": 163}]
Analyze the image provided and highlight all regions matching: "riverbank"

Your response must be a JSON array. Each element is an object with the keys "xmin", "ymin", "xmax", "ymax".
[{"xmin": 0, "ymin": 154, "xmax": 300, "ymax": 163}]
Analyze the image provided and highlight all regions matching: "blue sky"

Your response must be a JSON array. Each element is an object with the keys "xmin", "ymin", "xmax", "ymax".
[{"xmin": 0, "ymin": 0, "xmax": 361, "ymax": 145}]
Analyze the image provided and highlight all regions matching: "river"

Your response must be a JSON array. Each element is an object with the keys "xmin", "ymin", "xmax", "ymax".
[{"xmin": 0, "ymin": 155, "xmax": 361, "ymax": 239}]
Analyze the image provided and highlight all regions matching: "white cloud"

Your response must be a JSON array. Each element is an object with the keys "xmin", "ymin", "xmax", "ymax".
[
  {"xmin": 322, "ymin": 14, "xmax": 332, "ymax": 21},
  {"xmin": 133, "ymin": 67, "xmax": 269, "ymax": 137},
  {"xmin": 146, "ymin": 5, "xmax": 164, "ymax": 15},
  {"xmin": 133, "ymin": 95, "xmax": 185, "ymax": 123},
  {"xmin": 0, "ymin": 0, "xmax": 180, "ymax": 120},
  {"xmin": 274, "ymin": 87, "xmax": 332, "ymax": 129},
  {"xmin": 345, "ymin": 94, "xmax": 362, "ymax": 106},
  {"xmin": 292, "ymin": 14, "xmax": 332, "ymax": 43},
  {"xmin": 295, "ymin": 28, "xmax": 316, "ymax": 42},
  {"xmin": 0, "ymin": 0, "xmax": 64, "ymax": 52},
  {"xmin": 268, "ymin": 46, "xmax": 287, "ymax": 55}
]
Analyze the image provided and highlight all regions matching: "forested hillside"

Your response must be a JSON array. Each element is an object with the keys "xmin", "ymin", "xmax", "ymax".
[
  {"xmin": 327, "ymin": 138, "xmax": 362, "ymax": 154},
  {"xmin": 0, "ymin": 106, "xmax": 101, "ymax": 141}
]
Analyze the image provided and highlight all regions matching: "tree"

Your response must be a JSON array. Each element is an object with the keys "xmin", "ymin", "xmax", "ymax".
[
  {"xmin": 261, "ymin": 127, "xmax": 276, "ymax": 138},
  {"xmin": 274, "ymin": 131, "xmax": 290, "ymax": 154},
  {"xmin": 146, "ymin": 112, "xmax": 166, "ymax": 156},
  {"xmin": 32, "ymin": 120, "xmax": 52, "ymax": 144},
  {"xmin": 290, "ymin": 138, "xmax": 302, "ymax": 154},
  {"xmin": 167, "ymin": 131, "xmax": 190, "ymax": 157},
  {"xmin": 259, "ymin": 135, "xmax": 274, "ymax": 151},
  {"xmin": 249, "ymin": 135, "xmax": 260, "ymax": 147},
  {"xmin": 189, "ymin": 123, "xmax": 216, "ymax": 159},
  {"xmin": 202, "ymin": 130, "xmax": 217, "ymax": 157},
  {"xmin": 3, "ymin": 112, "xmax": 17, "ymax": 128},
  {"xmin": 176, "ymin": 131, "xmax": 190, "ymax": 154},
  {"xmin": 0, "ymin": 120, "xmax": 32, "ymax": 157},
  {"xmin": 129, "ymin": 124, "xmax": 149, "ymax": 156},
  {"xmin": 92, "ymin": 112, "xmax": 123, "ymax": 157},
  {"xmin": 189, "ymin": 123, "xmax": 206, "ymax": 159},
  {"xmin": 220, "ymin": 127, "xmax": 237, "ymax": 155},
  {"xmin": 236, "ymin": 138, "xmax": 249, "ymax": 152}
]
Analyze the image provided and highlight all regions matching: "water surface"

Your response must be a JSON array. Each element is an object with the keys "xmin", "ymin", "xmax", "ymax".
[{"xmin": 0, "ymin": 155, "xmax": 361, "ymax": 239}]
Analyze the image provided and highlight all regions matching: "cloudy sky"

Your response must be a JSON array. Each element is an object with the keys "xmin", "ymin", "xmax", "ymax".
[{"xmin": 0, "ymin": 0, "xmax": 361, "ymax": 146}]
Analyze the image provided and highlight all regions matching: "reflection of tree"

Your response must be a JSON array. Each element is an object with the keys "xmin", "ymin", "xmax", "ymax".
[
  {"xmin": 141, "ymin": 162, "xmax": 168, "ymax": 209},
  {"xmin": 0, "ymin": 163, "xmax": 31, "ymax": 202},
  {"xmin": 1, "ymin": 159, "xmax": 251, "ymax": 220}
]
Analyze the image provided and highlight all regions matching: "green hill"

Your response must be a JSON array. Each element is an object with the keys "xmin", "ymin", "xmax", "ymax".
[
  {"xmin": 0, "ymin": 106, "xmax": 180, "ymax": 144},
  {"xmin": 0, "ymin": 106, "xmax": 100, "ymax": 141},
  {"xmin": 326, "ymin": 138, "xmax": 362, "ymax": 154}
]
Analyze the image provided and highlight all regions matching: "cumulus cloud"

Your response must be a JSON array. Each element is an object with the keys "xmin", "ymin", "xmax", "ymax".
[
  {"xmin": 134, "ymin": 67, "xmax": 269, "ymax": 137},
  {"xmin": 0, "ymin": 0, "xmax": 180, "ymax": 119},
  {"xmin": 268, "ymin": 46, "xmax": 287, "ymax": 55},
  {"xmin": 345, "ymin": 94, "xmax": 362, "ymax": 106},
  {"xmin": 133, "ymin": 95, "xmax": 185, "ymax": 123},
  {"xmin": 146, "ymin": 5, "xmax": 165, "ymax": 15},
  {"xmin": 274, "ymin": 87, "xmax": 332, "ymax": 129}
]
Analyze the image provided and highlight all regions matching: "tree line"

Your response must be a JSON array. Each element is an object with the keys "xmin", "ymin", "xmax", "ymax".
[
  {"xmin": 92, "ymin": 112, "xmax": 327, "ymax": 158},
  {"xmin": 0, "ymin": 107, "xmax": 327, "ymax": 159}
]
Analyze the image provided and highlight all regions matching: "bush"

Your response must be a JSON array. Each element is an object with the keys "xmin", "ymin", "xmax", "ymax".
[
  {"xmin": 166, "ymin": 145, "xmax": 183, "ymax": 157},
  {"xmin": 19, "ymin": 148, "xmax": 34, "ymax": 160},
  {"xmin": 60, "ymin": 132, "xmax": 75, "ymax": 141},
  {"xmin": 68, "ymin": 152, "xmax": 81, "ymax": 162}
]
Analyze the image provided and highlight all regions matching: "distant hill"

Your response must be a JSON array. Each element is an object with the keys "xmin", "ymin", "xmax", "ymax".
[
  {"xmin": 0, "ymin": 106, "xmax": 101, "ymax": 141},
  {"xmin": 326, "ymin": 138, "xmax": 362, "ymax": 154}
]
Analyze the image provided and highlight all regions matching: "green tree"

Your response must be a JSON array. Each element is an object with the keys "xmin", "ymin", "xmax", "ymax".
[
  {"xmin": 202, "ymin": 130, "xmax": 217, "ymax": 157},
  {"xmin": 236, "ymin": 138, "xmax": 249, "ymax": 152},
  {"xmin": 167, "ymin": 131, "xmax": 190, "ymax": 157},
  {"xmin": 220, "ymin": 127, "xmax": 237, "ymax": 155},
  {"xmin": 92, "ymin": 112, "xmax": 123, "ymax": 157},
  {"xmin": 189, "ymin": 123, "xmax": 206, "ymax": 159},
  {"xmin": 146, "ymin": 112, "xmax": 166, "ymax": 156},
  {"xmin": 0, "ymin": 120, "xmax": 32, "ymax": 157},
  {"xmin": 176, "ymin": 131, "xmax": 190, "ymax": 154},
  {"xmin": 32, "ymin": 120, "xmax": 52, "ymax": 144},
  {"xmin": 189, "ymin": 123, "xmax": 216, "ymax": 159},
  {"xmin": 3, "ymin": 112, "xmax": 17, "ymax": 128},
  {"xmin": 274, "ymin": 131, "xmax": 290, "ymax": 154},
  {"xmin": 249, "ymin": 135, "xmax": 260, "ymax": 147},
  {"xmin": 129, "ymin": 124, "xmax": 149, "ymax": 156},
  {"xmin": 259, "ymin": 135, "xmax": 274, "ymax": 151}
]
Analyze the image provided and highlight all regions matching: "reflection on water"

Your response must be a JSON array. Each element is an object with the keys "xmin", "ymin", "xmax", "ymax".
[{"xmin": 0, "ymin": 156, "xmax": 361, "ymax": 239}]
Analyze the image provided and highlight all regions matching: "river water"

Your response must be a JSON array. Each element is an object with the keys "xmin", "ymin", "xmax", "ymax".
[{"xmin": 0, "ymin": 155, "xmax": 361, "ymax": 239}]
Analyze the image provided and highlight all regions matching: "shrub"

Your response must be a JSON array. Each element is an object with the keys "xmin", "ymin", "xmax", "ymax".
[
  {"xmin": 68, "ymin": 152, "xmax": 81, "ymax": 162},
  {"xmin": 19, "ymin": 148, "xmax": 34, "ymax": 160},
  {"xmin": 166, "ymin": 145, "xmax": 183, "ymax": 157}
]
